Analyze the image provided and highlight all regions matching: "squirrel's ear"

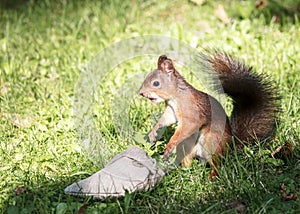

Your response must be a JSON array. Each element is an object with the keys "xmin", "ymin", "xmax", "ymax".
[
  {"xmin": 161, "ymin": 59, "xmax": 175, "ymax": 75},
  {"xmin": 157, "ymin": 55, "xmax": 168, "ymax": 69}
]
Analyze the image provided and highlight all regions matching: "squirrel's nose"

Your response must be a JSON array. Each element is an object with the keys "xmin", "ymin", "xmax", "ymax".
[
  {"xmin": 139, "ymin": 87, "xmax": 144, "ymax": 96},
  {"xmin": 139, "ymin": 90, "xmax": 144, "ymax": 96}
]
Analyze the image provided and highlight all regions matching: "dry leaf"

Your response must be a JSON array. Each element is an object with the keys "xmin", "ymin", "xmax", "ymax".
[
  {"xmin": 272, "ymin": 143, "xmax": 293, "ymax": 160},
  {"xmin": 255, "ymin": 0, "xmax": 268, "ymax": 10},
  {"xmin": 215, "ymin": 4, "xmax": 230, "ymax": 24},
  {"xmin": 281, "ymin": 183, "xmax": 297, "ymax": 201},
  {"xmin": 227, "ymin": 200, "xmax": 246, "ymax": 213},
  {"xmin": 1, "ymin": 113, "xmax": 33, "ymax": 128},
  {"xmin": 14, "ymin": 186, "xmax": 27, "ymax": 195},
  {"xmin": 77, "ymin": 204, "xmax": 88, "ymax": 214},
  {"xmin": 190, "ymin": 0, "xmax": 206, "ymax": 5}
]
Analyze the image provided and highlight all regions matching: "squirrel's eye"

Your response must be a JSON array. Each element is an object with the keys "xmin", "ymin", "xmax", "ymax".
[{"xmin": 153, "ymin": 81, "xmax": 160, "ymax": 87}]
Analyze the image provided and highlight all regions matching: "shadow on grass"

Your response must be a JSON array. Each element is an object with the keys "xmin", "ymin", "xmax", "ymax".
[
  {"xmin": 127, "ymin": 146, "xmax": 300, "ymax": 213},
  {"xmin": 3, "ymin": 175, "xmax": 88, "ymax": 213},
  {"xmin": 0, "ymin": 0, "xmax": 29, "ymax": 10},
  {"xmin": 2, "ymin": 148, "xmax": 299, "ymax": 213}
]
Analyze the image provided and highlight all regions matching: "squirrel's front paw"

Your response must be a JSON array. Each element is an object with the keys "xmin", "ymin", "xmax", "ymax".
[
  {"xmin": 163, "ymin": 145, "xmax": 174, "ymax": 161},
  {"xmin": 148, "ymin": 130, "xmax": 157, "ymax": 143}
]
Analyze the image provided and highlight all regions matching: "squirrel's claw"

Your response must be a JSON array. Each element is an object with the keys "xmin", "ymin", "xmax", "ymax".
[
  {"xmin": 148, "ymin": 130, "xmax": 157, "ymax": 143},
  {"xmin": 162, "ymin": 155, "xmax": 169, "ymax": 162},
  {"xmin": 163, "ymin": 145, "xmax": 174, "ymax": 161}
]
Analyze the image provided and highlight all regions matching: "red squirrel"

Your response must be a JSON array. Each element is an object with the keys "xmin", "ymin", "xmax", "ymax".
[{"xmin": 139, "ymin": 52, "xmax": 277, "ymax": 178}]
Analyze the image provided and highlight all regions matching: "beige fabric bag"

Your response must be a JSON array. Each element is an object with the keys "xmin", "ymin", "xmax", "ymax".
[{"xmin": 64, "ymin": 146, "xmax": 165, "ymax": 199}]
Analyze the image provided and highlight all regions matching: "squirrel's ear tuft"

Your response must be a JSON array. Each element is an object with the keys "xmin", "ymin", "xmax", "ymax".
[
  {"xmin": 161, "ymin": 59, "xmax": 175, "ymax": 75},
  {"xmin": 157, "ymin": 55, "xmax": 168, "ymax": 69}
]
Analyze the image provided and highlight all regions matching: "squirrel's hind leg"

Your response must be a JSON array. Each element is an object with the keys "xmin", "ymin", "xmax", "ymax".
[{"xmin": 175, "ymin": 131, "xmax": 199, "ymax": 167}]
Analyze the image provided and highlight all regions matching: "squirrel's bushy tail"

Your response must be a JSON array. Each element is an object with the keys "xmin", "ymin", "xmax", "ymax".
[{"xmin": 200, "ymin": 51, "xmax": 278, "ymax": 142}]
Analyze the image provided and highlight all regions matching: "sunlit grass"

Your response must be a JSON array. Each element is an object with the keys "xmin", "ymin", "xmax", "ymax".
[{"xmin": 0, "ymin": 0, "xmax": 299, "ymax": 213}]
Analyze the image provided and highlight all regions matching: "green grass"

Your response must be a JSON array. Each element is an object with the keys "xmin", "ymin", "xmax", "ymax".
[{"xmin": 1, "ymin": 0, "xmax": 299, "ymax": 213}]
